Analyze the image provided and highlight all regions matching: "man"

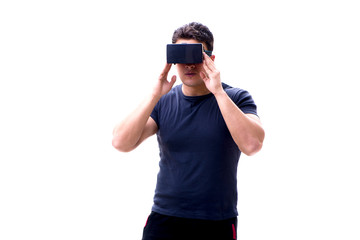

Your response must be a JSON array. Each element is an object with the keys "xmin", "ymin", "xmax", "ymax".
[{"xmin": 112, "ymin": 22, "xmax": 265, "ymax": 240}]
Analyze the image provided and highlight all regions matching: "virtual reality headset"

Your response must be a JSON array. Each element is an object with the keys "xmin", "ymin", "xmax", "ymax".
[{"xmin": 167, "ymin": 43, "xmax": 212, "ymax": 64}]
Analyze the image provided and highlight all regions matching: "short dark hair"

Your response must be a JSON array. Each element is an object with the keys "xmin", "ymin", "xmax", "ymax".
[{"xmin": 172, "ymin": 22, "xmax": 214, "ymax": 52}]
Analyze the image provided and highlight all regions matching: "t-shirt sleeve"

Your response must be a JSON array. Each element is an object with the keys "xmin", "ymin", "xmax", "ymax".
[
  {"xmin": 150, "ymin": 101, "xmax": 160, "ymax": 128},
  {"xmin": 230, "ymin": 89, "xmax": 258, "ymax": 116}
]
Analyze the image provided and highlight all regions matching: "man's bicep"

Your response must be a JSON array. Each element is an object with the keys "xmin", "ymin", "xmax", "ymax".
[
  {"xmin": 134, "ymin": 117, "xmax": 158, "ymax": 148},
  {"xmin": 146, "ymin": 116, "xmax": 158, "ymax": 136}
]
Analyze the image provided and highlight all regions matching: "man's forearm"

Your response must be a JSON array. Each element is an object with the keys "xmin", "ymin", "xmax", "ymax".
[
  {"xmin": 112, "ymin": 94, "xmax": 160, "ymax": 152},
  {"xmin": 214, "ymin": 90, "xmax": 265, "ymax": 156}
]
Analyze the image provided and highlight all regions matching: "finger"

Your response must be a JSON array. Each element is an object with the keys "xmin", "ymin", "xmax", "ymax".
[
  {"xmin": 164, "ymin": 63, "xmax": 172, "ymax": 72},
  {"xmin": 202, "ymin": 59, "xmax": 212, "ymax": 74},
  {"xmin": 203, "ymin": 52, "xmax": 216, "ymax": 71},
  {"xmin": 159, "ymin": 63, "xmax": 172, "ymax": 79}
]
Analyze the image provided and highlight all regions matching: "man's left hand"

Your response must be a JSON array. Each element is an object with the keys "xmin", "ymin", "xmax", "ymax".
[{"xmin": 200, "ymin": 52, "xmax": 224, "ymax": 95}]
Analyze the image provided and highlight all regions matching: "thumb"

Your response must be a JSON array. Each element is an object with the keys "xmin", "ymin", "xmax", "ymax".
[
  {"xmin": 169, "ymin": 75, "xmax": 177, "ymax": 86},
  {"xmin": 200, "ymin": 72, "xmax": 208, "ymax": 82}
]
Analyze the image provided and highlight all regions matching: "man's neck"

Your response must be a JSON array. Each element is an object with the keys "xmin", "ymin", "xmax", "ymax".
[{"xmin": 182, "ymin": 84, "xmax": 211, "ymax": 97}]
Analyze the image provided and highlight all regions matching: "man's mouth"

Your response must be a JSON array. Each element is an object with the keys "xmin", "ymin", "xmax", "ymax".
[{"xmin": 185, "ymin": 72, "xmax": 196, "ymax": 76}]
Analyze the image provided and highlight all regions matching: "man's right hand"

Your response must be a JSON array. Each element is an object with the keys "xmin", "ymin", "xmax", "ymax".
[
  {"xmin": 152, "ymin": 63, "xmax": 177, "ymax": 98},
  {"xmin": 112, "ymin": 63, "xmax": 176, "ymax": 152}
]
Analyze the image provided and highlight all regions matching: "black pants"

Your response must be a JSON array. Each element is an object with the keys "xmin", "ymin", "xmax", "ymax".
[{"xmin": 142, "ymin": 212, "xmax": 237, "ymax": 240}]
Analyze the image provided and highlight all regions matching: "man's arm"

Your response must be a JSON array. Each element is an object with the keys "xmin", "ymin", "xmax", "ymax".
[
  {"xmin": 112, "ymin": 95, "xmax": 159, "ymax": 152},
  {"xmin": 212, "ymin": 91, "xmax": 264, "ymax": 156},
  {"xmin": 112, "ymin": 63, "xmax": 176, "ymax": 152},
  {"xmin": 200, "ymin": 53, "xmax": 265, "ymax": 156}
]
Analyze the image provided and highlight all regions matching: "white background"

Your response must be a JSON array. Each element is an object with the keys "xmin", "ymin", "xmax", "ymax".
[{"xmin": 1, "ymin": 0, "xmax": 359, "ymax": 239}]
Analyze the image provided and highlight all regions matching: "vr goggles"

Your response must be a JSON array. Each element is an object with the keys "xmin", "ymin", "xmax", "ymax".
[{"xmin": 166, "ymin": 43, "xmax": 212, "ymax": 64}]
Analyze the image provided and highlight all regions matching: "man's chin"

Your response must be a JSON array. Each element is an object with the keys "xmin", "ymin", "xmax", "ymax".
[{"xmin": 181, "ymin": 78, "xmax": 204, "ymax": 87}]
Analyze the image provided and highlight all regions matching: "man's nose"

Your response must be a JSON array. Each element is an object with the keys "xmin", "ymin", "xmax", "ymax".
[{"xmin": 185, "ymin": 64, "xmax": 195, "ymax": 69}]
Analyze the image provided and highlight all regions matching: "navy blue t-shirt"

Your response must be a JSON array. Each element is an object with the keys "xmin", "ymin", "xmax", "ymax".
[{"xmin": 150, "ymin": 83, "xmax": 258, "ymax": 220}]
